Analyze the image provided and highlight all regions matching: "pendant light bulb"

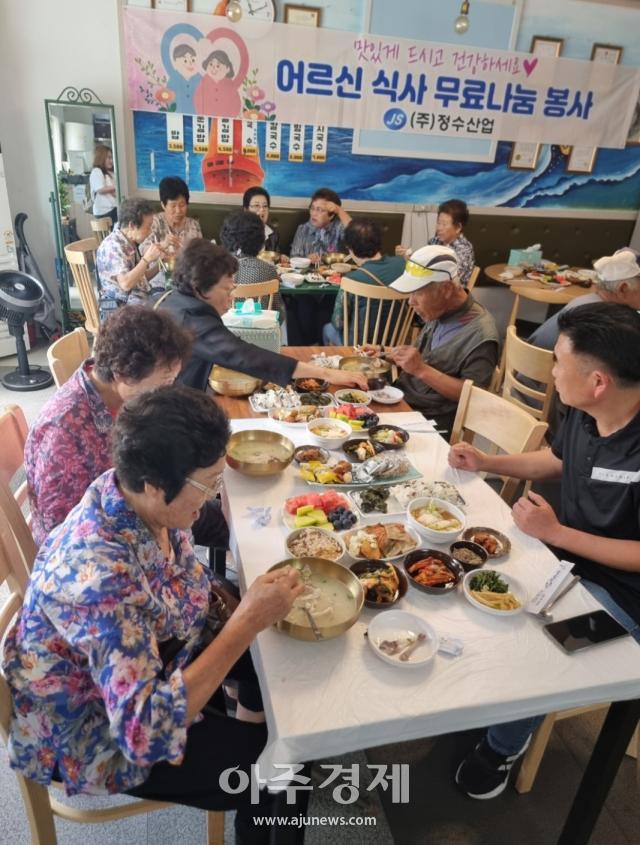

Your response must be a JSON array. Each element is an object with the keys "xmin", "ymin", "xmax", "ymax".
[
  {"xmin": 226, "ymin": 1, "xmax": 243, "ymax": 23},
  {"xmin": 454, "ymin": 0, "xmax": 470, "ymax": 34}
]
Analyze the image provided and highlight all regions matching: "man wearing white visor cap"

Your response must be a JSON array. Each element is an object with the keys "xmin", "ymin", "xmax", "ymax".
[
  {"xmin": 529, "ymin": 247, "xmax": 640, "ymax": 351},
  {"xmin": 365, "ymin": 244, "xmax": 499, "ymax": 434}
]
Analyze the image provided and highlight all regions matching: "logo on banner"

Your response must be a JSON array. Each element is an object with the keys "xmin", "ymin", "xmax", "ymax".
[
  {"xmin": 265, "ymin": 122, "xmax": 281, "ymax": 161},
  {"xmin": 384, "ymin": 108, "xmax": 407, "ymax": 131},
  {"xmin": 288, "ymin": 124, "xmax": 305, "ymax": 162},
  {"xmin": 217, "ymin": 118, "xmax": 233, "ymax": 154},
  {"xmin": 193, "ymin": 116, "xmax": 209, "ymax": 153},
  {"xmin": 166, "ymin": 114, "xmax": 184, "ymax": 152},
  {"xmin": 311, "ymin": 125, "xmax": 327, "ymax": 162}
]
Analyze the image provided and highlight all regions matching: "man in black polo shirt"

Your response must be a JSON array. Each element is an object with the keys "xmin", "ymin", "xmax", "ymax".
[{"xmin": 447, "ymin": 302, "xmax": 640, "ymax": 800}]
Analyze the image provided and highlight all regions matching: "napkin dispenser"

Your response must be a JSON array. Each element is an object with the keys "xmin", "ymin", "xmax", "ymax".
[
  {"xmin": 508, "ymin": 244, "xmax": 543, "ymax": 267},
  {"xmin": 222, "ymin": 298, "xmax": 279, "ymax": 330}
]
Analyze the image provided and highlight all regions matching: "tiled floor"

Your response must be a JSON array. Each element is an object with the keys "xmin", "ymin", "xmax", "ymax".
[{"xmin": 0, "ymin": 346, "xmax": 638, "ymax": 844}]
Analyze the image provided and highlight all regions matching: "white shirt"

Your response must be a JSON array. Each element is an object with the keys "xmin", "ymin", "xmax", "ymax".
[{"xmin": 89, "ymin": 168, "xmax": 117, "ymax": 216}]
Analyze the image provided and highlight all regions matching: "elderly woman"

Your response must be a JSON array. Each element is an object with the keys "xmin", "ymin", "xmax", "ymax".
[
  {"xmin": 243, "ymin": 186, "xmax": 279, "ymax": 253},
  {"xmin": 4, "ymin": 385, "xmax": 303, "ymax": 843},
  {"xmin": 219, "ymin": 210, "xmax": 282, "ymax": 312},
  {"xmin": 96, "ymin": 197, "xmax": 168, "ymax": 318},
  {"xmin": 290, "ymin": 187, "xmax": 352, "ymax": 265},
  {"xmin": 159, "ymin": 238, "xmax": 368, "ymax": 392},
  {"xmin": 142, "ymin": 176, "xmax": 203, "ymax": 286}
]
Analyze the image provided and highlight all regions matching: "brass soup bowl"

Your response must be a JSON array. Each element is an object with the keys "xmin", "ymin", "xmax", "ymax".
[
  {"xmin": 258, "ymin": 250, "xmax": 281, "ymax": 264},
  {"xmin": 226, "ymin": 430, "xmax": 294, "ymax": 477},
  {"xmin": 339, "ymin": 355, "xmax": 392, "ymax": 380},
  {"xmin": 323, "ymin": 252, "xmax": 350, "ymax": 265},
  {"xmin": 209, "ymin": 366, "xmax": 262, "ymax": 397},
  {"xmin": 268, "ymin": 557, "xmax": 364, "ymax": 641}
]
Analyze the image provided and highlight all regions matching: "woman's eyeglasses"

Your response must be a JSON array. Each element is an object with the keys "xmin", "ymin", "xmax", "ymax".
[
  {"xmin": 249, "ymin": 203, "xmax": 269, "ymax": 211},
  {"xmin": 185, "ymin": 474, "xmax": 224, "ymax": 499}
]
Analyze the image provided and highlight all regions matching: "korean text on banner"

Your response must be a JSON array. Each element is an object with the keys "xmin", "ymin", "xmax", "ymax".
[{"xmin": 123, "ymin": 9, "xmax": 640, "ymax": 148}]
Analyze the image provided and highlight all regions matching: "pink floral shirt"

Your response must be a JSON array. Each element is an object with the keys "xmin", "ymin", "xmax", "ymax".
[
  {"xmin": 25, "ymin": 360, "xmax": 114, "ymax": 546},
  {"xmin": 3, "ymin": 470, "xmax": 213, "ymax": 795}
]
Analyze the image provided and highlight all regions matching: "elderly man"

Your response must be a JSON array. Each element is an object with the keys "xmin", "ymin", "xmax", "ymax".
[
  {"xmin": 529, "ymin": 248, "xmax": 640, "ymax": 350},
  {"xmin": 450, "ymin": 302, "xmax": 640, "ymax": 800},
  {"xmin": 370, "ymin": 244, "xmax": 499, "ymax": 433}
]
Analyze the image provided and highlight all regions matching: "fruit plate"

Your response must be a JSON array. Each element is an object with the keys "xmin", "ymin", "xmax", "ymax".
[
  {"xmin": 282, "ymin": 491, "xmax": 359, "ymax": 532},
  {"xmin": 302, "ymin": 463, "xmax": 422, "ymax": 489}
]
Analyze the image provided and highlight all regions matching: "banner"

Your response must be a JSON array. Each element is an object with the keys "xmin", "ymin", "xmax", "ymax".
[
  {"xmin": 124, "ymin": 8, "xmax": 640, "ymax": 148},
  {"xmin": 166, "ymin": 113, "xmax": 184, "ymax": 151}
]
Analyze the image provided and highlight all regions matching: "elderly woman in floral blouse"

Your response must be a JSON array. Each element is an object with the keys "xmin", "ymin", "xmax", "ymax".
[{"xmin": 4, "ymin": 385, "xmax": 303, "ymax": 844}]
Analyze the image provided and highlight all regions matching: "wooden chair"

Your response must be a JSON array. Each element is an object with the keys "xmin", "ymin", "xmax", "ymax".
[
  {"xmin": 450, "ymin": 380, "xmax": 549, "ymax": 504},
  {"xmin": 467, "ymin": 265, "xmax": 480, "ymax": 292},
  {"xmin": 0, "ymin": 404, "xmax": 36, "ymax": 578},
  {"xmin": 64, "ymin": 238, "xmax": 100, "ymax": 337},
  {"xmin": 46, "ymin": 328, "xmax": 90, "ymax": 388},
  {"xmin": 0, "ymin": 491, "xmax": 225, "ymax": 845},
  {"xmin": 502, "ymin": 326, "xmax": 555, "ymax": 422},
  {"xmin": 340, "ymin": 277, "xmax": 415, "ymax": 347},
  {"xmin": 232, "ymin": 278, "xmax": 279, "ymax": 311},
  {"xmin": 90, "ymin": 216, "xmax": 112, "ymax": 243}
]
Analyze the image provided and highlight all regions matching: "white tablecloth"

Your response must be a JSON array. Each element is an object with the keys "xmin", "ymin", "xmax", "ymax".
[{"xmin": 222, "ymin": 412, "xmax": 640, "ymax": 783}]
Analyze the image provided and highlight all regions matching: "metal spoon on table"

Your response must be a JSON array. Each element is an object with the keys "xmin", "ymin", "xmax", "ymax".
[
  {"xmin": 537, "ymin": 575, "xmax": 581, "ymax": 620},
  {"xmin": 304, "ymin": 608, "xmax": 324, "ymax": 641}
]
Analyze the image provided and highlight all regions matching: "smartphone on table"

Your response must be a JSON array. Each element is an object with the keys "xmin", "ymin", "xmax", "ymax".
[{"xmin": 544, "ymin": 610, "xmax": 630, "ymax": 654}]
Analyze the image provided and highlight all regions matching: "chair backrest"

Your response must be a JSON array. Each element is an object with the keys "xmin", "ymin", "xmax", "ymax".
[
  {"xmin": 64, "ymin": 238, "xmax": 100, "ymax": 336},
  {"xmin": 450, "ymin": 380, "xmax": 549, "ymax": 503},
  {"xmin": 339, "ymin": 276, "xmax": 414, "ymax": 347},
  {"xmin": 0, "ymin": 405, "xmax": 36, "ymax": 583},
  {"xmin": 90, "ymin": 217, "xmax": 112, "ymax": 243},
  {"xmin": 232, "ymin": 278, "xmax": 279, "ymax": 311},
  {"xmin": 467, "ymin": 266, "xmax": 480, "ymax": 292},
  {"xmin": 46, "ymin": 328, "xmax": 90, "ymax": 389},
  {"xmin": 502, "ymin": 326, "xmax": 555, "ymax": 422}
]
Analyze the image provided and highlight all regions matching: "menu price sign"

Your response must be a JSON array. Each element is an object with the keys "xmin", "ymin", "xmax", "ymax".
[
  {"xmin": 193, "ymin": 116, "xmax": 209, "ymax": 153},
  {"xmin": 288, "ymin": 123, "xmax": 305, "ymax": 162},
  {"xmin": 311, "ymin": 125, "xmax": 327, "ymax": 162},
  {"xmin": 242, "ymin": 120, "xmax": 258, "ymax": 156},
  {"xmin": 217, "ymin": 118, "xmax": 233, "ymax": 154},
  {"xmin": 265, "ymin": 121, "xmax": 281, "ymax": 161},
  {"xmin": 166, "ymin": 114, "xmax": 184, "ymax": 152}
]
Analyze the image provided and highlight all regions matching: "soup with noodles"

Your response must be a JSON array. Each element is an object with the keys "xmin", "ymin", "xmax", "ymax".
[
  {"xmin": 228, "ymin": 441, "xmax": 291, "ymax": 465},
  {"xmin": 285, "ymin": 573, "xmax": 356, "ymax": 628}
]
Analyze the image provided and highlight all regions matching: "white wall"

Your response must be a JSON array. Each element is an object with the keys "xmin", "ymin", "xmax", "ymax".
[{"xmin": 0, "ymin": 0, "xmax": 126, "ymax": 307}]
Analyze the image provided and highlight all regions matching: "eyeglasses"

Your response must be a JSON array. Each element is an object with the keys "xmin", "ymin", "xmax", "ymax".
[
  {"xmin": 248, "ymin": 203, "xmax": 269, "ymax": 211},
  {"xmin": 185, "ymin": 474, "xmax": 224, "ymax": 499}
]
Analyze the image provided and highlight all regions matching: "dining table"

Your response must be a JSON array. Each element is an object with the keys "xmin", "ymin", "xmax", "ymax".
[
  {"xmin": 484, "ymin": 263, "xmax": 594, "ymax": 304},
  {"xmin": 219, "ymin": 399, "xmax": 640, "ymax": 845}
]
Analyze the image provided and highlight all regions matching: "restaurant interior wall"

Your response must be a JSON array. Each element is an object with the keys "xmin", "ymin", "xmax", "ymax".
[{"xmin": 0, "ymin": 0, "xmax": 638, "ymax": 334}]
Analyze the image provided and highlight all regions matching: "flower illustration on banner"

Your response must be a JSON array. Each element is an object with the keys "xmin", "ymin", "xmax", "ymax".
[
  {"xmin": 242, "ymin": 67, "xmax": 277, "ymax": 121},
  {"xmin": 155, "ymin": 88, "xmax": 176, "ymax": 107},
  {"xmin": 134, "ymin": 56, "xmax": 176, "ymax": 112}
]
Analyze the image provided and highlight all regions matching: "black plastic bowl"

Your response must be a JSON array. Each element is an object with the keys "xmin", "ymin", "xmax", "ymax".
[
  {"xmin": 350, "ymin": 561, "xmax": 408, "ymax": 608},
  {"xmin": 403, "ymin": 548, "xmax": 463, "ymax": 595},
  {"xmin": 449, "ymin": 541, "xmax": 488, "ymax": 572},
  {"xmin": 368, "ymin": 424, "xmax": 410, "ymax": 450}
]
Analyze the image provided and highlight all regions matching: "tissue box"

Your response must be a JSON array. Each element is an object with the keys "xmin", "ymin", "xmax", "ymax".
[
  {"xmin": 222, "ymin": 309, "xmax": 279, "ymax": 329},
  {"xmin": 508, "ymin": 248, "xmax": 543, "ymax": 267},
  {"xmin": 227, "ymin": 325, "xmax": 281, "ymax": 354}
]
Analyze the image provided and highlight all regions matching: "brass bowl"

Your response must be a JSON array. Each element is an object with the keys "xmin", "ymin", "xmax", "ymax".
[
  {"xmin": 226, "ymin": 429, "xmax": 294, "ymax": 476},
  {"xmin": 209, "ymin": 366, "xmax": 262, "ymax": 397},
  {"xmin": 339, "ymin": 355, "xmax": 392, "ymax": 379},
  {"xmin": 258, "ymin": 250, "xmax": 280, "ymax": 264},
  {"xmin": 323, "ymin": 252, "xmax": 350, "ymax": 265},
  {"xmin": 268, "ymin": 557, "xmax": 364, "ymax": 641}
]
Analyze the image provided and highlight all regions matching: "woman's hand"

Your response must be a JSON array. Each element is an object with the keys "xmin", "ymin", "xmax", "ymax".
[
  {"xmin": 330, "ymin": 369, "xmax": 369, "ymax": 391},
  {"xmin": 161, "ymin": 234, "xmax": 180, "ymax": 251},
  {"xmin": 360, "ymin": 344, "xmax": 382, "ymax": 358},
  {"xmin": 308, "ymin": 252, "xmax": 322, "ymax": 265},
  {"xmin": 235, "ymin": 567, "xmax": 304, "ymax": 634},
  {"xmin": 395, "ymin": 245, "xmax": 411, "ymax": 257},
  {"xmin": 143, "ymin": 242, "xmax": 166, "ymax": 264},
  {"xmin": 448, "ymin": 442, "xmax": 486, "ymax": 472}
]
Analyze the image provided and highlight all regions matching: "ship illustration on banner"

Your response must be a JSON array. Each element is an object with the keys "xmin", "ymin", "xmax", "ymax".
[{"xmin": 202, "ymin": 118, "xmax": 264, "ymax": 193}]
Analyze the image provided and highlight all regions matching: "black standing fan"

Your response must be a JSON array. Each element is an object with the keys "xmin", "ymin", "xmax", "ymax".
[{"xmin": 0, "ymin": 270, "xmax": 54, "ymax": 391}]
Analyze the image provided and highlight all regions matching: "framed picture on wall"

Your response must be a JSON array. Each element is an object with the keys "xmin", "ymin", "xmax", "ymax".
[
  {"xmin": 530, "ymin": 36, "xmax": 564, "ymax": 58},
  {"xmin": 508, "ymin": 142, "xmax": 541, "ymax": 171},
  {"xmin": 152, "ymin": 0, "xmax": 190, "ymax": 11},
  {"xmin": 566, "ymin": 146, "xmax": 598, "ymax": 174},
  {"xmin": 284, "ymin": 4, "xmax": 321, "ymax": 26},
  {"xmin": 591, "ymin": 43, "xmax": 623, "ymax": 65}
]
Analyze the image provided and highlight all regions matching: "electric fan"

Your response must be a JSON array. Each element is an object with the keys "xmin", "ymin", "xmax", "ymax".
[{"xmin": 0, "ymin": 270, "xmax": 54, "ymax": 391}]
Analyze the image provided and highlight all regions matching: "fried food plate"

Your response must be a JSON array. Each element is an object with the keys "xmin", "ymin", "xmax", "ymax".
[
  {"xmin": 462, "ymin": 527, "xmax": 511, "ymax": 558},
  {"xmin": 343, "ymin": 521, "xmax": 420, "ymax": 563}
]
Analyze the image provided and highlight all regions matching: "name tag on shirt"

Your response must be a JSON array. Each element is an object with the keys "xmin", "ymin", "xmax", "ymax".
[{"xmin": 591, "ymin": 467, "xmax": 640, "ymax": 484}]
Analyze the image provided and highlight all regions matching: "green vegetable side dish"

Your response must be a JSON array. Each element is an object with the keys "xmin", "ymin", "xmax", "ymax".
[
  {"xmin": 339, "ymin": 392, "xmax": 367, "ymax": 404},
  {"xmin": 469, "ymin": 571, "xmax": 508, "ymax": 594},
  {"xmin": 358, "ymin": 487, "xmax": 390, "ymax": 513}
]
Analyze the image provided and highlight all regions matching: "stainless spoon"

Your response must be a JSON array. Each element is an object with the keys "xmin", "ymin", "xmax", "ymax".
[
  {"xmin": 304, "ymin": 608, "xmax": 324, "ymax": 641},
  {"xmin": 538, "ymin": 575, "xmax": 581, "ymax": 619}
]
